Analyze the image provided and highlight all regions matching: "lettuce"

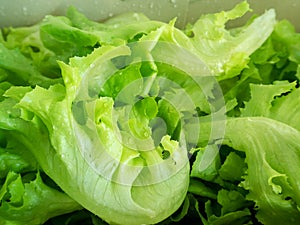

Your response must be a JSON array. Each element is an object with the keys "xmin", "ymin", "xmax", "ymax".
[
  {"xmin": 0, "ymin": 128, "xmax": 81, "ymax": 225},
  {"xmin": 184, "ymin": 1, "xmax": 276, "ymax": 79},
  {"xmin": 0, "ymin": 1, "xmax": 300, "ymax": 224},
  {"xmin": 175, "ymin": 3, "xmax": 300, "ymax": 225}
]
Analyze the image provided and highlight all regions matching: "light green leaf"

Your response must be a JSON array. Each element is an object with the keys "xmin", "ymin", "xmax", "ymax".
[
  {"xmin": 0, "ymin": 171, "xmax": 81, "ymax": 225},
  {"xmin": 191, "ymin": 145, "xmax": 221, "ymax": 182},
  {"xmin": 241, "ymin": 81, "xmax": 296, "ymax": 117},
  {"xmin": 12, "ymin": 41, "xmax": 190, "ymax": 224},
  {"xmin": 224, "ymin": 117, "xmax": 300, "ymax": 225},
  {"xmin": 186, "ymin": 1, "xmax": 276, "ymax": 78}
]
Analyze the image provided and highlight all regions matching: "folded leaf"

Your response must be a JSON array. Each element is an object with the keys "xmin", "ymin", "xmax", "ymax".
[{"xmin": 224, "ymin": 117, "xmax": 300, "ymax": 225}]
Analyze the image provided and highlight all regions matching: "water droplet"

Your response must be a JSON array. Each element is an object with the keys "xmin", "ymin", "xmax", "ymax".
[
  {"xmin": 169, "ymin": 0, "xmax": 177, "ymax": 8},
  {"xmin": 103, "ymin": 102, "xmax": 109, "ymax": 108},
  {"xmin": 89, "ymin": 63, "xmax": 95, "ymax": 68},
  {"xmin": 133, "ymin": 13, "xmax": 139, "ymax": 20},
  {"xmin": 22, "ymin": 7, "xmax": 28, "ymax": 16},
  {"xmin": 128, "ymin": 137, "xmax": 135, "ymax": 145},
  {"xmin": 108, "ymin": 13, "xmax": 114, "ymax": 17},
  {"xmin": 143, "ymin": 131, "xmax": 149, "ymax": 138}
]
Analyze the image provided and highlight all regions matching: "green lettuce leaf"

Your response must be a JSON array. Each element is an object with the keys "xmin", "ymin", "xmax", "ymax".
[
  {"xmin": 241, "ymin": 81, "xmax": 300, "ymax": 131},
  {"xmin": 0, "ymin": 43, "xmax": 58, "ymax": 87},
  {"xmin": 1, "ymin": 24, "xmax": 61, "ymax": 80},
  {"xmin": 0, "ymin": 171, "xmax": 81, "ymax": 225},
  {"xmin": 223, "ymin": 81, "xmax": 300, "ymax": 224},
  {"xmin": 224, "ymin": 117, "xmax": 300, "ymax": 224},
  {"xmin": 1, "ymin": 42, "xmax": 191, "ymax": 224},
  {"xmin": 0, "ymin": 135, "xmax": 37, "ymax": 179},
  {"xmin": 185, "ymin": 1, "xmax": 276, "ymax": 79},
  {"xmin": 0, "ymin": 125, "xmax": 81, "ymax": 225},
  {"xmin": 1, "ymin": 3, "xmax": 299, "ymax": 224},
  {"xmin": 272, "ymin": 19, "xmax": 300, "ymax": 64},
  {"xmin": 220, "ymin": 18, "xmax": 300, "ymax": 115}
]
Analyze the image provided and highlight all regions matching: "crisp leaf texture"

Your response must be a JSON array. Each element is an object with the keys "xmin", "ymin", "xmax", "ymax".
[
  {"xmin": 1, "ymin": 2, "xmax": 300, "ymax": 225},
  {"xmin": 185, "ymin": 1, "xmax": 276, "ymax": 78},
  {"xmin": 0, "ymin": 171, "xmax": 81, "ymax": 225},
  {"xmin": 224, "ymin": 117, "xmax": 300, "ymax": 224},
  {"xmin": 224, "ymin": 81, "xmax": 300, "ymax": 224},
  {"xmin": 13, "ymin": 42, "xmax": 190, "ymax": 224}
]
